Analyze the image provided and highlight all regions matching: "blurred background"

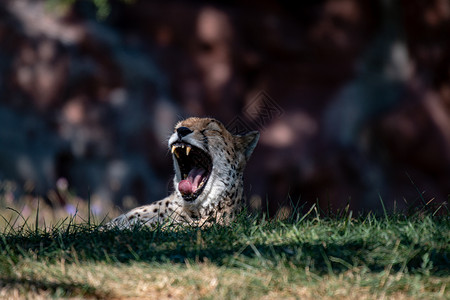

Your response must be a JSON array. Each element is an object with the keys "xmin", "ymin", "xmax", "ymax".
[{"xmin": 0, "ymin": 0, "xmax": 449, "ymax": 223}]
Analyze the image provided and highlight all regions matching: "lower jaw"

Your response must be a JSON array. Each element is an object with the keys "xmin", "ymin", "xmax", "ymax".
[
  {"xmin": 182, "ymin": 195, "xmax": 197, "ymax": 202},
  {"xmin": 177, "ymin": 178, "xmax": 209, "ymax": 202},
  {"xmin": 179, "ymin": 190, "xmax": 201, "ymax": 202}
]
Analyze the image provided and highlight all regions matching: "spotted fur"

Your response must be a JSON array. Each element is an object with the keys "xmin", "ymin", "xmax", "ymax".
[{"xmin": 107, "ymin": 117, "xmax": 259, "ymax": 229}]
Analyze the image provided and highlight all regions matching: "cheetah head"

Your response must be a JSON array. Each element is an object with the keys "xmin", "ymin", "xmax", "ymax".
[{"xmin": 168, "ymin": 117, "xmax": 259, "ymax": 207}]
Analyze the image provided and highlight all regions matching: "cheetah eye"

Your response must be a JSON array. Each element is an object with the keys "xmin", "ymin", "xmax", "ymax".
[
  {"xmin": 206, "ymin": 122, "xmax": 222, "ymax": 133},
  {"xmin": 208, "ymin": 129, "xmax": 221, "ymax": 133},
  {"xmin": 200, "ymin": 128, "xmax": 221, "ymax": 134}
]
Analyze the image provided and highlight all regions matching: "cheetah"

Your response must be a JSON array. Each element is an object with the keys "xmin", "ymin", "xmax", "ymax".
[{"xmin": 107, "ymin": 117, "xmax": 259, "ymax": 229}]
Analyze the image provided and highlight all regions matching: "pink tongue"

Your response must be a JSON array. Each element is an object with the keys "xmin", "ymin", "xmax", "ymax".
[{"xmin": 178, "ymin": 167, "xmax": 206, "ymax": 195}]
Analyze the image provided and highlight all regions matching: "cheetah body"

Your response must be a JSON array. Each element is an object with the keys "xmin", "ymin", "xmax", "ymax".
[{"xmin": 107, "ymin": 117, "xmax": 259, "ymax": 228}]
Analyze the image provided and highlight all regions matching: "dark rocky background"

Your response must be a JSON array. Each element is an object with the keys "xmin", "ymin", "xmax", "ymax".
[{"xmin": 0, "ymin": 0, "xmax": 449, "ymax": 217}]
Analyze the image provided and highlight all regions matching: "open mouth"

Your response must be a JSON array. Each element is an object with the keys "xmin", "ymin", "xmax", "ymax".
[{"xmin": 171, "ymin": 142, "xmax": 212, "ymax": 201}]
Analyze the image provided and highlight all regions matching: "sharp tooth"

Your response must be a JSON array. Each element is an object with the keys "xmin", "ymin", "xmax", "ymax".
[
  {"xmin": 181, "ymin": 144, "xmax": 185, "ymax": 148},
  {"xmin": 186, "ymin": 146, "xmax": 191, "ymax": 156},
  {"xmin": 171, "ymin": 145, "xmax": 176, "ymax": 153},
  {"xmin": 174, "ymin": 150, "xmax": 180, "ymax": 158}
]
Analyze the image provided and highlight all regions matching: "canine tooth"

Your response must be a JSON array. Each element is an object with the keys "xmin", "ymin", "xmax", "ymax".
[
  {"xmin": 171, "ymin": 145, "xmax": 176, "ymax": 154},
  {"xmin": 174, "ymin": 150, "xmax": 180, "ymax": 158},
  {"xmin": 186, "ymin": 146, "xmax": 191, "ymax": 156}
]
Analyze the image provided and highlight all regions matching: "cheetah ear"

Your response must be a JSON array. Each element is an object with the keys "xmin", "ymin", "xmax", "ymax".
[{"xmin": 235, "ymin": 131, "xmax": 259, "ymax": 161}]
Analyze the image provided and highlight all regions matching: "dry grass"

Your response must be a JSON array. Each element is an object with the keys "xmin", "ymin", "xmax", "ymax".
[{"xmin": 1, "ymin": 259, "xmax": 448, "ymax": 299}]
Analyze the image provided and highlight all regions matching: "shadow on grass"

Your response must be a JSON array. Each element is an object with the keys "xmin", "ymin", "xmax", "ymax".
[
  {"xmin": 1, "ymin": 223, "xmax": 449, "ymax": 276},
  {"xmin": 0, "ymin": 276, "xmax": 110, "ymax": 299}
]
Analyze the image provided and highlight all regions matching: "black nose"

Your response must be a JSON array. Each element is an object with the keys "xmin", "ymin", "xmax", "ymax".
[{"xmin": 177, "ymin": 126, "xmax": 193, "ymax": 138}]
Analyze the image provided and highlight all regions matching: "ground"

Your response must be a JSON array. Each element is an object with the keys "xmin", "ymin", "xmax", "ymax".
[{"xmin": 0, "ymin": 205, "xmax": 448, "ymax": 299}]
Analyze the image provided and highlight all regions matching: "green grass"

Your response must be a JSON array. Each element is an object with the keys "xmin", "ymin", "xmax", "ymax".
[{"xmin": 0, "ymin": 205, "xmax": 449, "ymax": 299}]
